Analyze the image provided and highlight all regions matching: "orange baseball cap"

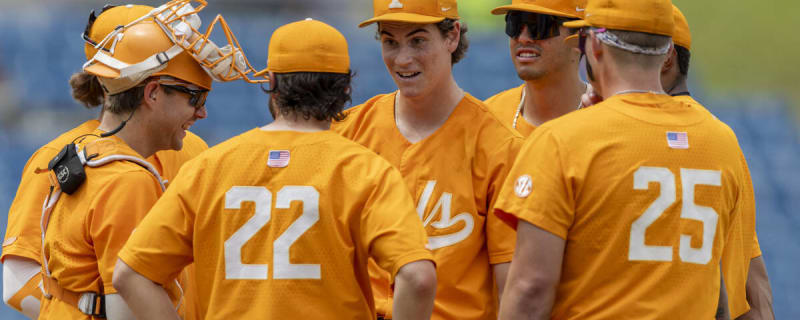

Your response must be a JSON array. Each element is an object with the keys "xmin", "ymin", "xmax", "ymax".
[
  {"xmin": 84, "ymin": 4, "xmax": 154, "ymax": 60},
  {"xmin": 492, "ymin": 0, "xmax": 588, "ymax": 19},
  {"xmin": 255, "ymin": 19, "xmax": 350, "ymax": 75},
  {"xmin": 672, "ymin": 5, "xmax": 691, "ymax": 50},
  {"xmin": 563, "ymin": 0, "xmax": 673, "ymax": 37},
  {"xmin": 358, "ymin": 0, "xmax": 459, "ymax": 28}
]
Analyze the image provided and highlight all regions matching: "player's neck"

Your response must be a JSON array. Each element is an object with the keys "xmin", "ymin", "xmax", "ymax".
[
  {"xmin": 98, "ymin": 111, "xmax": 157, "ymax": 159},
  {"xmin": 522, "ymin": 70, "xmax": 585, "ymax": 126},
  {"xmin": 599, "ymin": 65, "xmax": 665, "ymax": 98},
  {"xmin": 262, "ymin": 113, "xmax": 330, "ymax": 132},
  {"xmin": 394, "ymin": 76, "xmax": 464, "ymax": 143}
]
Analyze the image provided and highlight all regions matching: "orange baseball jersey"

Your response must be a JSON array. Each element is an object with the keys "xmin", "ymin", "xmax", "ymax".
[
  {"xmin": 672, "ymin": 93, "xmax": 762, "ymax": 317},
  {"xmin": 38, "ymin": 132, "xmax": 169, "ymax": 320},
  {"xmin": 332, "ymin": 92, "xmax": 523, "ymax": 319},
  {"xmin": 2, "ymin": 119, "xmax": 207, "ymax": 318},
  {"xmin": 118, "ymin": 129, "xmax": 432, "ymax": 319},
  {"xmin": 484, "ymin": 84, "xmax": 537, "ymax": 137},
  {"xmin": 494, "ymin": 93, "xmax": 756, "ymax": 319}
]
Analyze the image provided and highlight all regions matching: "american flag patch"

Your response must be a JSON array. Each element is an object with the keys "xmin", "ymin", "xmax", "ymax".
[
  {"xmin": 267, "ymin": 150, "xmax": 290, "ymax": 168},
  {"xmin": 666, "ymin": 132, "xmax": 689, "ymax": 149}
]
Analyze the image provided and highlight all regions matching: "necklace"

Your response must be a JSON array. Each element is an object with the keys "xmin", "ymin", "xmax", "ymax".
[
  {"xmin": 613, "ymin": 89, "xmax": 667, "ymax": 96},
  {"xmin": 512, "ymin": 82, "xmax": 588, "ymax": 129}
]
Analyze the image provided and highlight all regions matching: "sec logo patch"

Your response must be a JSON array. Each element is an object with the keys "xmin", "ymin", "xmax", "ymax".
[{"xmin": 514, "ymin": 175, "xmax": 532, "ymax": 198}]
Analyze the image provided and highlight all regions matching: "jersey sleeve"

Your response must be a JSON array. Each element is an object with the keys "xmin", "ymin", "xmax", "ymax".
[
  {"xmin": 88, "ymin": 170, "xmax": 162, "ymax": 294},
  {"xmin": 485, "ymin": 135, "xmax": 524, "ymax": 264},
  {"xmin": 2, "ymin": 147, "xmax": 59, "ymax": 263},
  {"xmin": 494, "ymin": 127, "xmax": 575, "ymax": 240},
  {"xmin": 118, "ymin": 163, "xmax": 199, "ymax": 286},
  {"xmin": 361, "ymin": 165, "xmax": 433, "ymax": 282},
  {"xmin": 752, "ymin": 232, "xmax": 761, "ymax": 258}
]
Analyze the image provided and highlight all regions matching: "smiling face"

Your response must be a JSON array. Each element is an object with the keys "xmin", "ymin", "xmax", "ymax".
[
  {"xmin": 153, "ymin": 82, "xmax": 207, "ymax": 151},
  {"xmin": 510, "ymin": 22, "xmax": 579, "ymax": 81},
  {"xmin": 379, "ymin": 22, "xmax": 458, "ymax": 99}
]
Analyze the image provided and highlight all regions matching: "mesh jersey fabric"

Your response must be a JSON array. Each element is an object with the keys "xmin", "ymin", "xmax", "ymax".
[
  {"xmin": 118, "ymin": 129, "xmax": 432, "ymax": 319},
  {"xmin": 39, "ymin": 132, "xmax": 173, "ymax": 320},
  {"xmin": 484, "ymin": 84, "xmax": 537, "ymax": 137},
  {"xmin": 332, "ymin": 92, "xmax": 523, "ymax": 320},
  {"xmin": 494, "ymin": 93, "xmax": 756, "ymax": 319},
  {"xmin": 672, "ymin": 93, "xmax": 761, "ymax": 317}
]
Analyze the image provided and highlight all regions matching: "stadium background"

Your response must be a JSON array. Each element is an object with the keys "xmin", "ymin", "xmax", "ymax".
[{"xmin": 0, "ymin": 0, "xmax": 797, "ymax": 318}]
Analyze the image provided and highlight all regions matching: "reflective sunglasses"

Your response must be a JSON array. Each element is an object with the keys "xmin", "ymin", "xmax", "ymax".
[
  {"xmin": 160, "ymin": 84, "xmax": 209, "ymax": 109},
  {"xmin": 81, "ymin": 4, "xmax": 118, "ymax": 52},
  {"xmin": 505, "ymin": 11, "xmax": 569, "ymax": 40}
]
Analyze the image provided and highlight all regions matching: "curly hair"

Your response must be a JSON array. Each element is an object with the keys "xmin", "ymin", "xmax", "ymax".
[
  {"xmin": 263, "ymin": 71, "xmax": 353, "ymax": 122},
  {"xmin": 69, "ymin": 71, "xmax": 105, "ymax": 108},
  {"xmin": 436, "ymin": 19, "xmax": 469, "ymax": 65}
]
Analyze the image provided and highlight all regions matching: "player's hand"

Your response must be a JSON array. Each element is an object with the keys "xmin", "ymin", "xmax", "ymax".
[{"xmin": 579, "ymin": 83, "xmax": 603, "ymax": 109}]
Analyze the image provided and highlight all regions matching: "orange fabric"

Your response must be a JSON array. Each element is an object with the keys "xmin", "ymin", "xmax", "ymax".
[
  {"xmin": 2, "ymin": 120, "xmax": 208, "ymax": 319},
  {"xmin": 484, "ymin": 84, "xmax": 537, "ymax": 137},
  {"xmin": 118, "ymin": 129, "xmax": 432, "ymax": 319},
  {"xmin": 332, "ymin": 92, "xmax": 523, "ymax": 319},
  {"xmin": 563, "ymin": 0, "xmax": 673, "ymax": 37},
  {"xmin": 38, "ymin": 132, "xmax": 164, "ymax": 320},
  {"xmin": 672, "ymin": 5, "xmax": 691, "ymax": 50},
  {"xmin": 492, "ymin": 0, "xmax": 587, "ymax": 19},
  {"xmin": 265, "ymin": 20, "xmax": 350, "ymax": 74},
  {"xmin": 359, "ymin": 0, "xmax": 459, "ymax": 28},
  {"xmin": 495, "ymin": 93, "xmax": 756, "ymax": 319}
]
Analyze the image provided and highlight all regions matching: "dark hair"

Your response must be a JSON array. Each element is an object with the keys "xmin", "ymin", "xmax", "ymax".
[
  {"xmin": 105, "ymin": 78, "xmax": 176, "ymax": 115},
  {"xmin": 262, "ymin": 71, "xmax": 353, "ymax": 122},
  {"xmin": 436, "ymin": 19, "xmax": 469, "ymax": 65},
  {"xmin": 69, "ymin": 71, "xmax": 105, "ymax": 108},
  {"xmin": 675, "ymin": 44, "xmax": 691, "ymax": 76}
]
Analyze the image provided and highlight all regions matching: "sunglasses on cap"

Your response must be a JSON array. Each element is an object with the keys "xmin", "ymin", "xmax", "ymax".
[
  {"xmin": 82, "ymin": 4, "xmax": 118, "ymax": 52},
  {"xmin": 160, "ymin": 84, "xmax": 209, "ymax": 109},
  {"xmin": 505, "ymin": 11, "xmax": 570, "ymax": 40}
]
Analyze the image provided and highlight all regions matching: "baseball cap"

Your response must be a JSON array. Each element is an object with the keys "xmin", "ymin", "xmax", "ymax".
[
  {"xmin": 358, "ymin": 0, "xmax": 459, "ymax": 28},
  {"xmin": 84, "ymin": 4, "xmax": 154, "ymax": 60},
  {"xmin": 563, "ymin": 0, "xmax": 673, "ymax": 37},
  {"xmin": 254, "ymin": 19, "xmax": 350, "ymax": 75},
  {"xmin": 672, "ymin": 5, "xmax": 691, "ymax": 50},
  {"xmin": 492, "ymin": 0, "xmax": 587, "ymax": 19}
]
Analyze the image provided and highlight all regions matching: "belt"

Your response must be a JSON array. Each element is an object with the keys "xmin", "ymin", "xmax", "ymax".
[{"xmin": 42, "ymin": 276, "xmax": 106, "ymax": 318}]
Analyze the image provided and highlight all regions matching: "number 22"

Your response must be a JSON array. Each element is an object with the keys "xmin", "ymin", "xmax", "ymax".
[
  {"xmin": 224, "ymin": 186, "xmax": 320, "ymax": 280},
  {"xmin": 629, "ymin": 167, "xmax": 721, "ymax": 265}
]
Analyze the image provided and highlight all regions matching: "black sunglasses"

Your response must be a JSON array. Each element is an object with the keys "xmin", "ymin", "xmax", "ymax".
[
  {"xmin": 505, "ymin": 11, "xmax": 569, "ymax": 40},
  {"xmin": 81, "ymin": 4, "xmax": 118, "ymax": 52},
  {"xmin": 161, "ymin": 84, "xmax": 209, "ymax": 108}
]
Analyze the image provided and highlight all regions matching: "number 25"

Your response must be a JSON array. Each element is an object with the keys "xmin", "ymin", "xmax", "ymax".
[
  {"xmin": 224, "ymin": 186, "xmax": 320, "ymax": 280},
  {"xmin": 629, "ymin": 167, "xmax": 721, "ymax": 265}
]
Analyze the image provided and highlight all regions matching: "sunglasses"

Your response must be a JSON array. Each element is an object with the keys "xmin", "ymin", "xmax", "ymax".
[
  {"xmin": 81, "ymin": 4, "xmax": 118, "ymax": 52},
  {"xmin": 160, "ymin": 84, "xmax": 209, "ymax": 109},
  {"xmin": 505, "ymin": 11, "xmax": 569, "ymax": 40}
]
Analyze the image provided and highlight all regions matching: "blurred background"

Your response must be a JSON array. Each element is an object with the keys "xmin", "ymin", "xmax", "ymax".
[{"xmin": 0, "ymin": 0, "xmax": 798, "ymax": 318}]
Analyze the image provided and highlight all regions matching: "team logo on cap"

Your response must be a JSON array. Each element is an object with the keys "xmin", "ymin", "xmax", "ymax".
[
  {"xmin": 389, "ymin": 0, "xmax": 403, "ymax": 9},
  {"xmin": 514, "ymin": 175, "xmax": 533, "ymax": 198}
]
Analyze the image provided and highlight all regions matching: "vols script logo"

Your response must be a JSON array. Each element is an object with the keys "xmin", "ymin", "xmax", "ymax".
[
  {"xmin": 417, "ymin": 180, "xmax": 475, "ymax": 250},
  {"xmin": 56, "ymin": 165, "xmax": 70, "ymax": 184}
]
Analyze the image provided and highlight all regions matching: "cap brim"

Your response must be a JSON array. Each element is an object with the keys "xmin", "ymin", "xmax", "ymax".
[
  {"xmin": 84, "ymin": 62, "xmax": 121, "ymax": 79},
  {"xmin": 563, "ymin": 19, "xmax": 590, "ymax": 29},
  {"xmin": 563, "ymin": 34, "xmax": 579, "ymax": 43},
  {"xmin": 491, "ymin": 4, "xmax": 580, "ymax": 19},
  {"xmin": 358, "ymin": 13, "xmax": 445, "ymax": 28}
]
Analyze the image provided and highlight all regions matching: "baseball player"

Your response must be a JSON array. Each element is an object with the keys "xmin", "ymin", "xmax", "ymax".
[
  {"xmin": 34, "ymin": 4, "xmax": 220, "ymax": 318},
  {"xmin": 1, "ymin": 4, "xmax": 208, "ymax": 319},
  {"xmin": 661, "ymin": 6, "xmax": 774, "ymax": 319},
  {"xmin": 484, "ymin": 0, "xmax": 589, "ymax": 137},
  {"xmin": 332, "ymin": 0, "xmax": 524, "ymax": 319},
  {"xmin": 495, "ymin": 0, "xmax": 757, "ymax": 318},
  {"xmin": 112, "ymin": 19, "xmax": 437, "ymax": 320}
]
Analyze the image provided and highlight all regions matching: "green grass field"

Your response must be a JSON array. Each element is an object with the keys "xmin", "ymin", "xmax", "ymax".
[{"xmin": 458, "ymin": 0, "xmax": 800, "ymax": 111}]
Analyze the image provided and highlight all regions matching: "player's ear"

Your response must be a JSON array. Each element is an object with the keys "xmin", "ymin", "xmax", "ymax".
[
  {"xmin": 445, "ymin": 21, "xmax": 461, "ymax": 54},
  {"xmin": 268, "ymin": 72, "xmax": 276, "ymax": 91},
  {"xmin": 661, "ymin": 46, "xmax": 676, "ymax": 73},
  {"xmin": 141, "ymin": 79, "xmax": 160, "ymax": 110}
]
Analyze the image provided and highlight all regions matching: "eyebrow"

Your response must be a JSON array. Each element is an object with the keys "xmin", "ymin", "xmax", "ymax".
[{"xmin": 380, "ymin": 28, "xmax": 429, "ymax": 38}]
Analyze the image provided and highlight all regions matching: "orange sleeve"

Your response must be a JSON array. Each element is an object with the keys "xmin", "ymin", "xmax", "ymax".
[
  {"xmin": 485, "ymin": 135, "xmax": 523, "ymax": 264},
  {"xmin": 2, "ymin": 147, "xmax": 59, "ymax": 263},
  {"xmin": 494, "ymin": 127, "xmax": 575, "ymax": 240},
  {"xmin": 118, "ymin": 165, "xmax": 198, "ymax": 286},
  {"xmin": 752, "ymin": 232, "xmax": 761, "ymax": 259},
  {"xmin": 88, "ymin": 171, "xmax": 162, "ymax": 294},
  {"xmin": 723, "ymin": 150, "xmax": 758, "ymax": 318},
  {"xmin": 361, "ymin": 165, "xmax": 433, "ymax": 282}
]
